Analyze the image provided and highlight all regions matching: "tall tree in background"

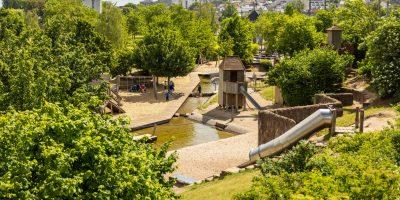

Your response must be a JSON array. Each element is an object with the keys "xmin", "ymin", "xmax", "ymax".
[
  {"xmin": 96, "ymin": 2, "xmax": 128, "ymax": 49},
  {"xmin": 221, "ymin": 3, "xmax": 238, "ymax": 21},
  {"xmin": 219, "ymin": 15, "xmax": 253, "ymax": 64},
  {"xmin": 134, "ymin": 27, "xmax": 195, "ymax": 98}
]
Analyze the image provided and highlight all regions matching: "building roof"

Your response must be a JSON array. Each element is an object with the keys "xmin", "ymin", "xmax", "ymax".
[
  {"xmin": 248, "ymin": 10, "xmax": 259, "ymax": 22},
  {"xmin": 219, "ymin": 56, "xmax": 246, "ymax": 71}
]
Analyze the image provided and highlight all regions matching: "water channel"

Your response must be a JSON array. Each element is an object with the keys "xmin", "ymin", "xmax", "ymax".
[{"xmin": 133, "ymin": 77, "xmax": 234, "ymax": 151}]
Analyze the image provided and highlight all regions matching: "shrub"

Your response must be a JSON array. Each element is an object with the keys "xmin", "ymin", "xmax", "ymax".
[
  {"xmin": 251, "ymin": 43, "xmax": 259, "ymax": 55},
  {"xmin": 236, "ymin": 130, "xmax": 400, "ymax": 199},
  {"xmin": 0, "ymin": 103, "xmax": 177, "ymax": 199},
  {"xmin": 363, "ymin": 19, "xmax": 400, "ymax": 99},
  {"xmin": 259, "ymin": 59, "xmax": 273, "ymax": 71},
  {"xmin": 267, "ymin": 48, "xmax": 353, "ymax": 105}
]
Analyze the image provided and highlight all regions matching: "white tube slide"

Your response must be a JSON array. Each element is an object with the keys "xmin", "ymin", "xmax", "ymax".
[{"xmin": 249, "ymin": 109, "xmax": 332, "ymax": 161}]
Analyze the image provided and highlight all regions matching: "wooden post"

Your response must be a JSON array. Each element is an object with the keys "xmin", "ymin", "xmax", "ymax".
[
  {"xmin": 330, "ymin": 108, "xmax": 337, "ymax": 137},
  {"xmin": 235, "ymin": 93, "xmax": 239, "ymax": 112},
  {"xmin": 153, "ymin": 123, "xmax": 157, "ymax": 135},
  {"xmin": 231, "ymin": 106, "xmax": 234, "ymax": 121},
  {"xmin": 116, "ymin": 75, "xmax": 120, "ymax": 93},
  {"xmin": 152, "ymin": 75, "xmax": 158, "ymax": 100},
  {"xmin": 360, "ymin": 109, "xmax": 365, "ymax": 133},
  {"xmin": 355, "ymin": 107, "xmax": 360, "ymax": 129}
]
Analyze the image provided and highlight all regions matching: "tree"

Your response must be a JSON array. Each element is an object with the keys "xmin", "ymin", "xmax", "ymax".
[
  {"xmin": 219, "ymin": 15, "xmax": 253, "ymax": 64},
  {"xmin": 96, "ymin": 2, "xmax": 128, "ymax": 49},
  {"xmin": 275, "ymin": 14, "xmax": 322, "ymax": 56},
  {"xmin": 0, "ymin": 103, "xmax": 176, "ymax": 199},
  {"xmin": 254, "ymin": 12, "xmax": 286, "ymax": 54},
  {"xmin": 126, "ymin": 8, "xmax": 143, "ymax": 38},
  {"xmin": 190, "ymin": 2, "xmax": 219, "ymax": 33},
  {"xmin": 284, "ymin": 0, "xmax": 304, "ymax": 15},
  {"xmin": 134, "ymin": 27, "xmax": 195, "ymax": 97},
  {"xmin": 221, "ymin": 3, "xmax": 238, "ymax": 21},
  {"xmin": 314, "ymin": 9, "xmax": 334, "ymax": 32},
  {"xmin": 362, "ymin": 19, "xmax": 400, "ymax": 99},
  {"xmin": 267, "ymin": 48, "xmax": 352, "ymax": 105}
]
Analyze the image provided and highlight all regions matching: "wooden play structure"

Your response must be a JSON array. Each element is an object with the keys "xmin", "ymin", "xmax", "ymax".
[{"xmin": 218, "ymin": 56, "xmax": 247, "ymax": 110}]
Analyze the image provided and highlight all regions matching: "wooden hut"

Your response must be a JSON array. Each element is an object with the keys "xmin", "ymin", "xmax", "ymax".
[{"xmin": 218, "ymin": 56, "xmax": 247, "ymax": 110}]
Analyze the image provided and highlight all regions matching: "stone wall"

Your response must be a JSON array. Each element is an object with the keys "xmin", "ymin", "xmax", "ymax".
[{"xmin": 258, "ymin": 93, "xmax": 351, "ymax": 145}]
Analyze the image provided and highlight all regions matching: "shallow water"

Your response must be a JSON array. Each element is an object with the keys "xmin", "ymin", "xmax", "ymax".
[
  {"xmin": 133, "ymin": 76, "xmax": 229, "ymax": 150},
  {"xmin": 133, "ymin": 117, "xmax": 233, "ymax": 150}
]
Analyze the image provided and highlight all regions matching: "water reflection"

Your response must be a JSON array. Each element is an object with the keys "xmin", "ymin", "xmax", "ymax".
[{"xmin": 134, "ymin": 117, "xmax": 233, "ymax": 150}]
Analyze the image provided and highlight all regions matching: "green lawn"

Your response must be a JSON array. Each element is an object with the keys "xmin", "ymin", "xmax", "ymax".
[
  {"xmin": 248, "ymin": 81, "xmax": 275, "ymax": 102},
  {"xmin": 198, "ymin": 94, "xmax": 218, "ymax": 110},
  {"xmin": 180, "ymin": 170, "xmax": 260, "ymax": 200}
]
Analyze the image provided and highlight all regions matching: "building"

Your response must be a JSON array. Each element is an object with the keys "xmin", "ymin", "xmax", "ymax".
[{"xmin": 82, "ymin": 0, "xmax": 102, "ymax": 13}]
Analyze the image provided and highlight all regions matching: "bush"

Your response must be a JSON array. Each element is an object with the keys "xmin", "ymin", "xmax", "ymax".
[
  {"xmin": 267, "ymin": 48, "xmax": 353, "ymax": 105},
  {"xmin": 259, "ymin": 59, "xmax": 273, "ymax": 71},
  {"xmin": 0, "ymin": 103, "xmax": 177, "ymax": 199},
  {"xmin": 363, "ymin": 19, "xmax": 400, "ymax": 99},
  {"xmin": 236, "ymin": 130, "xmax": 400, "ymax": 199},
  {"xmin": 251, "ymin": 43, "xmax": 259, "ymax": 55}
]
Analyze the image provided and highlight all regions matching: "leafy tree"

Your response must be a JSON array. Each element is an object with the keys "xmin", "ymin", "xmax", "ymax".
[
  {"xmin": 362, "ymin": 19, "xmax": 400, "ymax": 99},
  {"xmin": 0, "ymin": 103, "xmax": 176, "ymax": 199},
  {"xmin": 254, "ymin": 12, "xmax": 286, "ymax": 53},
  {"xmin": 134, "ymin": 26, "xmax": 195, "ymax": 94},
  {"xmin": 0, "ymin": 9, "xmax": 25, "ymax": 40},
  {"xmin": 0, "ymin": 10, "xmax": 113, "ymax": 111},
  {"xmin": 267, "ymin": 48, "xmax": 352, "ymax": 105},
  {"xmin": 335, "ymin": 0, "xmax": 379, "ymax": 61},
  {"xmin": 314, "ymin": 9, "xmax": 334, "ymax": 32},
  {"xmin": 190, "ymin": 2, "xmax": 219, "ymax": 33},
  {"xmin": 96, "ymin": 2, "xmax": 128, "ymax": 49},
  {"xmin": 126, "ymin": 8, "xmax": 143, "ymax": 38},
  {"xmin": 219, "ymin": 15, "xmax": 253, "ymax": 64},
  {"xmin": 284, "ymin": 0, "xmax": 304, "ymax": 15},
  {"xmin": 221, "ymin": 3, "xmax": 238, "ymax": 21},
  {"xmin": 275, "ymin": 14, "xmax": 323, "ymax": 56}
]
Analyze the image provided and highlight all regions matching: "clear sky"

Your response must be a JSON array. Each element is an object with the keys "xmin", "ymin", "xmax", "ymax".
[{"xmin": 105, "ymin": 0, "xmax": 142, "ymax": 6}]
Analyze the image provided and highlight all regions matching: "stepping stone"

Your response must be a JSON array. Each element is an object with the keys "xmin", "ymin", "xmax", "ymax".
[
  {"xmin": 172, "ymin": 174, "xmax": 198, "ymax": 186},
  {"xmin": 245, "ymin": 165, "xmax": 255, "ymax": 170},
  {"xmin": 221, "ymin": 167, "xmax": 240, "ymax": 176}
]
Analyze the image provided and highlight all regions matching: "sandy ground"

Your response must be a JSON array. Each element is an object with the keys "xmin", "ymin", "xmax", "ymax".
[
  {"xmin": 115, "ymin": 62, "xmax": 221, "ymax": 129},
  {"xmin": 363, "ymin": 110, "xmax": 398, "ymax": 132}
]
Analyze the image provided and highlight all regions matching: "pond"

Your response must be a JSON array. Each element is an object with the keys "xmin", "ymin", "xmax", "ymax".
[
  {"xmin": 133, "ymin": 76, "xmax": 232, "ymax": 150},
  {"xmin": 133, "ymin": 117, "xmax": 233, "ymax": 151}
]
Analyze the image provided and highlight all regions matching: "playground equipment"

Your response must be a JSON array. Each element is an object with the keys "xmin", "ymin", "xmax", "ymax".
[
  {"xmin": 249, "ymin": 109, "xmax": 332, "ymax": 161},
  {"xmin": 218, "ymin": 56, "xmax": 263, "ymax": 110}
]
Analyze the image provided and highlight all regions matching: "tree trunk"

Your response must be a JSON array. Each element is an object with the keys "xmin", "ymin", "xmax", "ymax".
[{"xmin": 153, "ymin": 75, "xmax": 157, "ymax": 100}]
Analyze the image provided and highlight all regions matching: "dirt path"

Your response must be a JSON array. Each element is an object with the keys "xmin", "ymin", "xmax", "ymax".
[{"xmin": 363, "ymin": 110, "xmax": 398, "ymax": 132}]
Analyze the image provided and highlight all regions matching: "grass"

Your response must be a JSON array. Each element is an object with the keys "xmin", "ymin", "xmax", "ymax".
[
  {"xmin": 180, "ymin": 170, "xmax": 260, "ymax": 200},
  {"xmin": 248, "ymin": 81, "xmax": 275, "ymax": 102}
]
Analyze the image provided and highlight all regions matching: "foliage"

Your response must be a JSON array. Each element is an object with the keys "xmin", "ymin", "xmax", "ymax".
[
  {"xmin": 284, "ymin": 0, "xmax": 304, "ymax": 16},
  {"xmin": 0, "ymin": 103, "xmax": 176, "ymax": 199},
  {"xmin": 0, "ymin": 10, "xmax": 113, "ymax": 111},
  {"xmin": 267, "ymin": 48, "xmax": 352, "ymax": 105},
  {"xmin": 335, "ymin": 0, "xmax": 379, "ymax": 45},
  {"xmin": 361, "ymin": 19, "xmax": 400, "ymax": 99},
  {"xmin": 255, "ymin": 13, "xmax": 323, "ymax": 56},
  {"xmin": 126, "ymin": 8, "xmax": 143, "ymax": 37},
  {"xmin": 219, "ymin": 15, "xmax": 253, "ymax": 64},
  {"xmin": 96, "ymin": 2, "xmax": 128, "ymax": 49},
  {"xmin": 190, "ymin": 2, "xmax": 219, "ymax": 33},
  {"xmin": 134, "ymin": 26, "xmax": 195, "ymax": 78},
  {"xmin": 259, "ymin": 59, "xmax": 272, "ymax": 71},
  {"xmin": 314, "ymin": 9, "xmax": 334, "ymax": 32},
  {"xmin": 221, "ymin": 3, "xmax": 238, "ymax": 21},
  {"xmin": 236, "ymin": 130, "xmax": 400, "ymax": 199},
  {"xmin": 251, "ymin": 43, "xmax": 259, "ymax": 55},
  {"xmin": 275, "ymin": 14, "xmax": 323, "ymax": 56}
]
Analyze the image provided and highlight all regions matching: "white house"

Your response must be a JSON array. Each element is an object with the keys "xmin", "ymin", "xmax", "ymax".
[{"xmin": 82, "ymin": 0, "xmax": 102, "ymax": 13}]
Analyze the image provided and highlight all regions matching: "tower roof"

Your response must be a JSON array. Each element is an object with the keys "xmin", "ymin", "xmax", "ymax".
[{"xmin": 219, "ymin": 56, "xmax": 246, "ymax": 71}]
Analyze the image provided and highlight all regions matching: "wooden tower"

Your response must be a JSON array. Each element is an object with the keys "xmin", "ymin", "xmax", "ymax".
[{"xmin": 218, "ymin": 56, "xmax": 247, "ymax": 110}]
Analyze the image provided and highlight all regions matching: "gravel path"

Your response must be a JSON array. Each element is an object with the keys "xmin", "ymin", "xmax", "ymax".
[{"xmin": 172, "ymin": 131, "xmax": 258, "ymax": 180}]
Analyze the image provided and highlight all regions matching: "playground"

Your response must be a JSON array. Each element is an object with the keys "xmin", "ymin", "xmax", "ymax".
[{"xmin": 105, "ymin": 56, "xmax": 397, "ymax": 189}]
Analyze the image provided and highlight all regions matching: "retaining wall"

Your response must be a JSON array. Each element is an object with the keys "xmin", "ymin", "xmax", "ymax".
[{"xmin": 258, "ymin": 93, "xmax": 351, "ymax": 145}]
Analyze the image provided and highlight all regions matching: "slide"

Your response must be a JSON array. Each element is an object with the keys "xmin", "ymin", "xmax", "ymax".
[
  {"xmin": 249, "ymin": 109, "xmax": 333, "ymax": 162},
  {"xmin": 239, "ymin": 86, "xmax": 262, "ymax": 110}
]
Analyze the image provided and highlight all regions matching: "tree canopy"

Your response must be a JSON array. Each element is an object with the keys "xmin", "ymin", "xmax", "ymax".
[
  {"xmin": 0, "ymin": 103, "xmax": 176, "ymax": 199},
  {"xmin": 219, "ymin": 15, "xmax": 253, "ymax": 64}
]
